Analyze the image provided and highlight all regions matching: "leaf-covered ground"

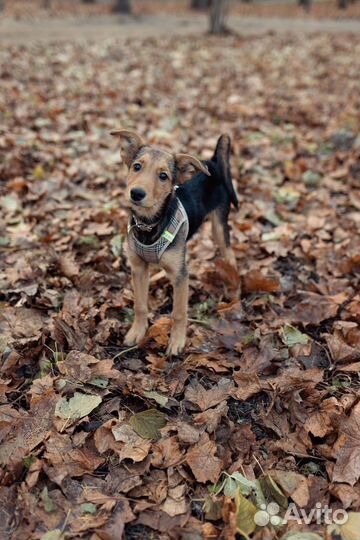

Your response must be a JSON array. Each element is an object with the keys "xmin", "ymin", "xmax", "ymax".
[{"xmin": 1, "ymin": 30, "xmax": 360, "ymax": 540}]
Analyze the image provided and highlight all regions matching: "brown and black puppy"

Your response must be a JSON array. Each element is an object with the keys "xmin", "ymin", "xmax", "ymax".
[{"xmin": 111, "ymin": 129, "xmax": 238, "ymax": 355}]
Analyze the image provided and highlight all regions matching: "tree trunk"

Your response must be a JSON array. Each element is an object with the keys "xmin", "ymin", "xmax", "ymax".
[
  {"xmin": 113, "ymin": 0, "xmax": 131, "ymax": 13},
  {"xmin": 191, "ymin": 0, "xmax": 211, "ymax": 9},
  {"xmin": 338, "ymin": 0, "xmax": 348, "ymax": 8},
  {"xmin": 209, "ymin": 0, "xmax": 228, "ymax": 35},
  {"xmin": 298, "ymin": 0, "xmax": 312, "ymax": 12}
]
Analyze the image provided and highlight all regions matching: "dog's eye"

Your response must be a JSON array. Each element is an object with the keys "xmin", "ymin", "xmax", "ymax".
[
  {"xmin": 159, "ymin": 172, "xmax": 168, "ymax": 182},
  {"xmin": 133, "ymin": 163, "xmax": 142, "ymax": 172}
]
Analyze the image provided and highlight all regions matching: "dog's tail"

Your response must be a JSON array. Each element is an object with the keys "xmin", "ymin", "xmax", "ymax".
[{"xmin": 212, "ymin": 134, "xmax": 238, "ymax": 209}]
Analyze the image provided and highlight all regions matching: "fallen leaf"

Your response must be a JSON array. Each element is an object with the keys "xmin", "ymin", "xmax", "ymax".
[
  {"xmin": 55, "ymin": 392, "xmax": 102, "ymax": 424},
  {"xmin": 327, "ymin": 511, "xmax": 360, "ymax": 540},
  {"xmin": 129, "ymin": 409, "xmax": 167, "ymax": 439},
  {"xmin": 270, "ymin": 470, "xmax": 309, "ymax": 507},
  {"xmin": 111, "ymin": 423, "xmax": 152, "ymax": 462},
  {"xmin": 333, "ymin": 402, "xmax": 360, "ymax": 486},
  {"xmin": 40, "ymin": 532, "xmax": 63, "ymax": 540},
  {"xmin": 281, "ymin": 324, "xmax": 310, "ymax": 346},
  {"xmin": 185, "ymin": 379, "xmax": 233, "ymax": 411},
  {"xmin": 186, "ymin": 433, "xmax": 223, "ymax": 484},
  {"xmin": 235, "ymin": 490, "xmax": 257, "ymax": 538},
  {"xmin": 243, "ymin": 270, "xmax": 280, "ymax": 294}
]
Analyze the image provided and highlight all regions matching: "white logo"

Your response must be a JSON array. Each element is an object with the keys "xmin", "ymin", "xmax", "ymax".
[
  {"xmin": 254, "ymin": 502, "xmax": 348, "ymax": 527},
  {"xmin": 254, "ymin": 503, "xmax": 284, "ymax": 527}
]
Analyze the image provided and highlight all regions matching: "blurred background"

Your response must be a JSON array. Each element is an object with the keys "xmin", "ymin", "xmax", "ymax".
[{"xmin": 1, "ymin": 2, "xmax": 360, "ymax": 539}]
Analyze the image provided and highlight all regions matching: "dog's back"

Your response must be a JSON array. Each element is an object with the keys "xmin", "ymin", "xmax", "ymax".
[{"xmin": 176, "ymin": 134, "xmax": 238, "ymax": 240}]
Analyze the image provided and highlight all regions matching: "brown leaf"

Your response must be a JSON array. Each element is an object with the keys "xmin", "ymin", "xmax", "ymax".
[
  {"xmin": 186, "ymin": 433, "xmax": 223, "ymax": 483},
  {"xmin": 59, "ymin": 255, "xmax": 80, "ymax": 278},
  {"xmin": 112, "ymin": 423, "xmax": 152, "ymax": 462},
  {"xmin": 284, "ymin": 292, "xmax": 339, "ymax": 325},
  {"xmin": 0, "ymin": 307, "xmax": 44, "ymax": 344},
  {"xmin": 243, "ymin": 269, "xmax": 280, "ymax": 294},
  {"xmin": 214, "ymin": 259, "xmax": 241, "ymax": 288},
  {"xmin": 185, "ymin": 378, "xmax": 233, "ymax": 411},
  {"xmin": 332, "ymin": 402, "xmax": 360, "ymax": 486},
  {"xmin": 94, "ymin": 500, "xmax": 135, "ymax": 540},
  {"xmin": 325, "ymin": 330, "xmax": 360, "ymax": 364},
  {"xmin": 232, "ymin": 372, "xmax": 262, "ymax": 401},
  {"xmin": 160, "ymin": 484, "xmax": 187, "ymax": 517},
  {"xmin": 44, "ymin": 431, "xmax": 104, "ymax": 483},
  {"xmin": 0, "ymin": 390, "xmax": 57, "ymax": 466},
  {"xmin": 304, "ymin": 397, "xmax": 343, "ymax": 438},
  {"xmin": 193, "ymin": 401, "xmax": 229, "ymax": 433},
  {"xmin": 270, "ymin": 470, "xmax": 309, "ymax": 507},
  {"xmin": 145, "ymin": 317, "xmax": 172, "ymax": 346},
  {"xmin": 58, "ymin": 350, "xmax": 99, "ymax": 382},
  {"xmin": 151, "ymin": 435, "xmax": 184, "ymax": 468}
]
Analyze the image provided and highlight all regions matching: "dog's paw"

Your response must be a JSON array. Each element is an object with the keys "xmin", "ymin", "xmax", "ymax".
[
  {"xmin": 124, "ymin": 324, "xmax": 147, "ymax": 346},
  {"xmin": 166, "ymin": 335, "xmax": 186, "ymax": 356}
]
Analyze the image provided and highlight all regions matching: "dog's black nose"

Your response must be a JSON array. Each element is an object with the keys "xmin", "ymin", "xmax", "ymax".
[{"xmin": 130, "ymin": 188, "xmax": 146, "ymax": 202}]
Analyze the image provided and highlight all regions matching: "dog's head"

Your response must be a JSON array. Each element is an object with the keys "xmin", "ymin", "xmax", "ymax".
[{"xmin": 111, "ymin": 129, "xmax": 210, "ymax": 219}]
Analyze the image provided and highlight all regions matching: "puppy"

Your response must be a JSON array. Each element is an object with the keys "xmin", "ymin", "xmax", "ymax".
[{"xmin": 111, "ymin": 129, "xmax": 238, "ymax": 355}]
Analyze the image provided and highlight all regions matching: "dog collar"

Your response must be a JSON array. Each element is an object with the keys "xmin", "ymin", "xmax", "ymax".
[
  {"xmin": 131, "ymin": 214, "xmax": 160, "ymax": 232},
  {"xmin": 127, "ymin": 197, "xmax": 189, "ymax": 264}
]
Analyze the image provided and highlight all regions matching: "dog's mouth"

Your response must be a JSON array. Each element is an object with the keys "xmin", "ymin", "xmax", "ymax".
[{"xmin": 125, "ymin": 197, "xmax": 157, "ymax": 211}]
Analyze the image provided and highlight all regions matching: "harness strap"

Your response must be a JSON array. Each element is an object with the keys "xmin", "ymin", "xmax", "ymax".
[{"xmin": 127, "ymin": 198, "xmax": 188, "ymax": 264}]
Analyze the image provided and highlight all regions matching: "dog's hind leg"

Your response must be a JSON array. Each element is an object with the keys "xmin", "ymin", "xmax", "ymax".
[
  {"xmin": 211, "ymin": 205, "xmax": 237, "ymax": 268},
  {"xmin": 124, "ymin": 252, "xmax": 149, "ymax": 346}
]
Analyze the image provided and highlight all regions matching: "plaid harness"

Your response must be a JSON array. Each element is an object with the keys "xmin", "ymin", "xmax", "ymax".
[{"xmin": 127, "ymin": 197, "xmax": 189, "ymax": 264}]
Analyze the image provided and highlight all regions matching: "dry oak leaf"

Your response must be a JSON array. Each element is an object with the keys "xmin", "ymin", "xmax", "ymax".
[
  {"xmin": 270, "ymin": 470, "xmax": 309, "ymax": 507},
  {"xmin": 137, "ymin": 508, "xmax": 190, "ymax": 533},
  {"xmin": 160, "ymin": 484, "xmax": 188, "ymax": 517},
  {"xmin": 0, "ymin": 391, "xmax": 57, "ymax": 466},
  {"xmin": 0, "ymin": 306, "xmax": 44, "ymax": 343},
  {"xmin": 330, "ymin": 483, "xmax": 360, "ymax": 509},
  {"xmin": 58, "ymin": 350, "xmax": 98, "ymax": 382},
  {"xmin": 111, "ymin": 424, "xmax": 151, "ymax": 462},
  {"xmin": 59, "ymin": 255, "xmax": 80, "ymax": 279},
  {"xmin": 193, "ymin": 401, "xmax": 229, "ymax": 433},
  {"xmin": 94, "ymin": 499, "xmax": 135, "ymax": 540},
  {"xmin": 243, "ymin": 269, "xmax": 280, "ymax": 294},
  {"xmin": 176, "ymin": 422, "xmax": 201, "ymax": 444},
  {"xmin": 185, "ymin": 378, "xmax": 234, "ymax": 411},
  {"xmin": 94, "ymin": 419, "xmax": 124, "ymax": 455},
  {"xmin": 44, "ymin": 432, "xmax": 104, "ymax": 483},
  {"xmin": 144, "ymin": 317, "xmax": 172, "ymax": 347},
  {"xmin": 304, "ymin": 397, "xmax": 343, "ymax": 438},
  {"xmin": 214, "ymin": 259, "xmax": 241, "ymax": 289},
  {"xmin": 284, "ymin": 292, "xmax": 339, "ymax": 325},
  {"xmin": 232, "ymin": 372, "xmax": 262, "ymax": 401},
  {"xmin": 151, "ymin": 435, "xmax": 184, "ymax": 468},
  {"xmin": 270, "ymin": 367, "xmax": 324, "ymax": 394},
  {"xmin": 325, "ymin": 331, "xmax": 360, "ymax": 364},
  {"xmin": 332, "ymin": 401, "xmax": 360, "ymax": 486},
  {"xmin": 186, "ymin": 433, "xmax": 223, "ymax": 484}
]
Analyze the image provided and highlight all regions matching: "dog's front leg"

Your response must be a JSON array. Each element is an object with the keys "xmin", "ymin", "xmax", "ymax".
[
  {"xmin": 124, "ymin": 252, "xmax": 149, "ymax": 346},
  {"xmin": 167, "ymin": 268, "xmax": 189, "ymax": 355}
]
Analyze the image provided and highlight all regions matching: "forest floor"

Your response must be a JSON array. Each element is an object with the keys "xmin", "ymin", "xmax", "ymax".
[{"xmin": 1, "ymin": 9, "xmax": 360, "ymax": 540}]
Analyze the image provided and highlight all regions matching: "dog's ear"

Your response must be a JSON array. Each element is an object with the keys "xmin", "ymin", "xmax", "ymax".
[
  {"xmin": 174, "ymin": 153, "xmax": 210, "ymax": 183},
  {"xmin": 110, "ymin": 129, "xmax": 145, "ymax": 167}
]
